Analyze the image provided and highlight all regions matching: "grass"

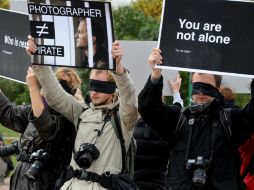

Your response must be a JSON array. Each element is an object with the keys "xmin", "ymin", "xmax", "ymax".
[{"xmin": 0, "ymin": 124, "xmax": 20, "ymax": 139}]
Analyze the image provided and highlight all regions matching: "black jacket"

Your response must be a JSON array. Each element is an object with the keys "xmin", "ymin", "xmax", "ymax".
[
  {"xmin": 134, "ymin": 118, "xmax": 170, "ymax": 190},
  {"xmin": 0, "ymin": 92, "xmax": 76, "ymax": 190},
  {"xmin": 138, "ymin": 76, "xmax": 254, "ymax": 190}
]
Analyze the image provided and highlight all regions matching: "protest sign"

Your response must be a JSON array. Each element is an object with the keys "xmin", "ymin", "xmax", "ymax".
[
  {"xmin": 0, "ymin": 8, "xmax": 30, "ymax": 83},
  {"xmin": 158, "ymin": 0, "xmax": 254, "ymax": 78},
  {"xmin": 27, "ymin": 0, "xmax": 114, "ymax": 70}
]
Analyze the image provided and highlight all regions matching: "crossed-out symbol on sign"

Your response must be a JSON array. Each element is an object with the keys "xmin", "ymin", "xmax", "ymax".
[{"xmin": 36, "ymin": 23, "xmax": 49, "ymax": 37}]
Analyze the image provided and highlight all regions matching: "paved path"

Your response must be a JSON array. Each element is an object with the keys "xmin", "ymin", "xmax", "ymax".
[{"xmin": 0, "ymin": 177, "xmax": 10, "ymax": 190}]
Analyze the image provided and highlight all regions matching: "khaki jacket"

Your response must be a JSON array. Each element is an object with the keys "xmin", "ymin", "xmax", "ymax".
[{"xmin": 33, "ymin": 66, "xmax": 138, "ymax": 190}]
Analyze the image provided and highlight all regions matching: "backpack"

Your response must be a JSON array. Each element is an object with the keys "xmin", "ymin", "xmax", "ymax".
[{"xmin": 110, "ymin": 109, "xmax": 136, "ymax": 180}]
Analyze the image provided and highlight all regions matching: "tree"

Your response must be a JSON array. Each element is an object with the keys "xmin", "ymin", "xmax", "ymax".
[
  {"xmin": 0, "ymin": 79, "xmax": 30, "ymax": 104},
  {"xmin": 132, "ymin": 0, "xmax": 163, "ymax": 21},
  {"xmin": 113, "ymin": 6, "xmax": 160, "ymax": 40},
  {"xmin": 77, "ymin": 69, "xmax": 90, "ymax": 98},
  {"xmin": 0, "ymin": 0, "xmax": 9, "ymax": 9}
]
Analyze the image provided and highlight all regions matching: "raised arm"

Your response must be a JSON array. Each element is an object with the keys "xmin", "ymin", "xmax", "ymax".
[
  {"xmin": 168, "ymin": 74, "xmax": 183, "ymax": 107},
  {"xmin": 26, "ymin": 67, "xmax": 44, "ymax": 117},
  {"xmin": 26, "ymin": 35, "xmax": 84, "ymax": 126},
  {"xmin": 0, "ymin": 91, "xmax": 30, "ymax": 133},
  {"xmin": 111, "ymin": 41, "xmax": 138, "ymax": 130},
  {"xmin": 149, "ymin": 48, "xmax": 163, "ymax": 80},
  {"xmin": 138, "ymin": 48, "xmax": 181, "ymax": 141},
  {"xmin": 231, "ymin": 79, "xmax": 254, "ymax": 145}
]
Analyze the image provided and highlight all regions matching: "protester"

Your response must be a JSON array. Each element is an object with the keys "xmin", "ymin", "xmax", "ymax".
[
  {"xmin": 219, "ymin": 86, "xmax": 239, "ymax": 108},
  {"xmin": 54, "ymin": 67, "xmax": 84, "ymax": 103},
  {"xmin": 0, "ymin": 68, "xmax": 80, "ymax": 190},
  {"xmin": 220, "ymin": 86, "xmax": 245, "ymax": 189},
  {"xmin": 134, "ymin": 74, "xmax": 183, "ymax": 190},
  {"xmin": 138, "ymin": 48, "xmax": 254, "ymax": 190},
  {"xmin": 26, "ymin": 36, "xmax": 138, "ymax": 190},
  {"xmin": 228, "ymin": 85, "xmax": 254, "ymax": 190}
]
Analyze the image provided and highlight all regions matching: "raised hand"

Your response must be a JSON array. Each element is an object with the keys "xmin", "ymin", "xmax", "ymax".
[
  {"xmin": 148, "ymin": 48, "xmax": 163, "ymax": 79},
  {"xmin": 26, "ymin": 35, "xmax": 37, "ymax": 56},
  {"xmin": 112, "ymin": 41, "xmax": 125, "ymax": 75},
  {"xmin": 168, "ymin": 74, "xmax": 182, "ymax": 93}
]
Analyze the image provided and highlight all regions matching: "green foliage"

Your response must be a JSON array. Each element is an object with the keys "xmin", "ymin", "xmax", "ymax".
[
  {"xmin": 77, "ymin": 68, "xmax": 90, "ymax": 97},
  {"xmin": 0, "ymin": 125, "xmax": 20, "ymax": 140},
  {"xmin": 132, "ymin": 0, "xmax": 163, "ymax": 21},
  {"xmin": 235, "ymin": 94, "xmax": 250, "ymax": 108},
  {"xmin": 179, "ymin": 71, "xmax": 192, "ymax": 106},
  {"xmin": 113, "ymin": 6, "xmax": 160, "ymax": 40},
  {"xmin": 0, "ymin": 78, "xmax": 30, "ymax": 105},
  {"xmin": 0, "ymin": 0, "xmax": 9, "ymax": 9}
]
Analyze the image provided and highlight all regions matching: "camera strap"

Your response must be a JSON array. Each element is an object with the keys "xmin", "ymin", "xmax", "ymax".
[
  {"xmin": 93, "ymin": 109, "xmax": 114, "ymax": 144},
  {"xmin": 111, "ymin": 109, "xmax": 127, "ymax": 172},
  {"xmin": 185, "ymin": 114, "xmax": 216, "ymax": 169},
  {"xmin": 184, "ymin": 116, "xmax": 194, "ymax": 163}
]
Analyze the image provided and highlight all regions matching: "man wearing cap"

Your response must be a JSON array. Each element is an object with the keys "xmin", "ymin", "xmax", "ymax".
[{"xmin": 138, "ymin": 48, "xmax": 254, "ymax": 190}]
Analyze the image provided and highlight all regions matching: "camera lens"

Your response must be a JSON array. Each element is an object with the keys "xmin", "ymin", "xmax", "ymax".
[
  {"xmin": 0, "ymin": 141, "xmax": 19, "ymax": 157},
  {"xmin": 74, "ymin": 143, "xmax": 100, "ymax": 169},
  {"xmin": 192, "ymin": 168, "xmax": 207, "ymax": 187},
  {"xmin": 25, "ymin": 161, "xmax": 44, "ymax": 182},
  {"xmin": 77, "ymin": 153, "xmax": 93, "ymax": 169}
]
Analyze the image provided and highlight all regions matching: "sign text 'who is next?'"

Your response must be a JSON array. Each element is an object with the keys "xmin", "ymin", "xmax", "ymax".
[{"xmin": 0, "ymin": 8, "xmax": 30, "ymax": 83}]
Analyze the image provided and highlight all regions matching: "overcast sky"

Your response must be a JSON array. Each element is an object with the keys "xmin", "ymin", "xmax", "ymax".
[{"xmin": 111, "ymin": 0, "xmax": 133, "ymax": 7}]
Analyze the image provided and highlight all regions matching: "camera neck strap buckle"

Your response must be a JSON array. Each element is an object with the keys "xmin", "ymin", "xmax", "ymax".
[{"xmin": 75, "ymin": 169, "xmax": 102, "ymax": 183}]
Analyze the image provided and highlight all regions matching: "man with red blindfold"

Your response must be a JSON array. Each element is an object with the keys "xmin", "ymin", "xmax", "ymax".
[
  {"xmin": 26, "ymin": 36, "xmax": 138, "ymax": 190},
  {"xmin": 138, "ymin": 48, "xmax": 254, "ymax": 190}
]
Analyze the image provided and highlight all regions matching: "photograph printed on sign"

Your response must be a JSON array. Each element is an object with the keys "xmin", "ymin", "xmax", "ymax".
[
  {"xmin": 27, "ymin": 0, "xmax": 115, "ymax": 70},
  {"xmin": 158, "ymin": 0, "xmax": 254, "ymax": 78}
]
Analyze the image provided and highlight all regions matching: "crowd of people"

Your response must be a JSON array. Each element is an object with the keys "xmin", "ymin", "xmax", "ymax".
[{"xmin": 0, "ymin": 35, "xmax": 254, "ymax": 190}]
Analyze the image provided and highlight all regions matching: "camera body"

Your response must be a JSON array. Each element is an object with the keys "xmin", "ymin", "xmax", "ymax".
[
  {"xmin": 74, "ymin": 143, "xmax": 100, "ymax": 169},
  {"xmin": 25, "ymin": 149, "xmax": 49, "ymax": 182},
  {"xmin": 0, "ymin": 140, "xmax": 19, "ymax": 157},
  {"xmin": 186, "ymin": 156, "xmax": 209, "ymax": 187}
]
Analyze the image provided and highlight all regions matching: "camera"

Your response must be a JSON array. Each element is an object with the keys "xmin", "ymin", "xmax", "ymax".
[
  {"xmin": 186, "ymin": 156, "xmax": 209, "ymax": 187},
  {"xmin": 0, "ymin": 140, "xmax": 19, "ymax": 157},
  {"xmin": 25, "ymin": 149, "xmax": 49, "ymax": 182},
  {"xmin": 74, "ymin": 143, "xmax": 100, "ymax": 169}
]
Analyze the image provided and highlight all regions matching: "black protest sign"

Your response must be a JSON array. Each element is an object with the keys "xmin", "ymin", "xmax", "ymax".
[
  {"xmin": 158, "ymin": 0, "xmax": 254, "ymax": 77},
  {"xmin": 0, "ymin": 8, "xmax": 30, "ymax": 83},
  {"xmin": 28, "ymin": 0, "xmax": 115, "ymax": 70}
]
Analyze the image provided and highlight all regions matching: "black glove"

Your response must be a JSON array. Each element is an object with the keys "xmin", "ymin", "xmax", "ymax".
[{"xmin": 251, "ymin": 79, "xmax": 254, "ymax": 95}]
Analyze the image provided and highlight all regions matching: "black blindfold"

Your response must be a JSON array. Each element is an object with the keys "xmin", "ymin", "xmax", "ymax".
[
  {"xmin": 192, "ymin": 82, "xmax": 220, "ymax": 99},
  {"xmin": 89, "ymin": 79, "xmax": 116, "ymax": 94},
  {"xmin": 59, "ymin": 79, "xmax": 76, "ymax": 96}
]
